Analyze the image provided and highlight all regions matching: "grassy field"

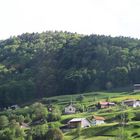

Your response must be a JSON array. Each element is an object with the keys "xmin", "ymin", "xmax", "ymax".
[
  {"xmin": 44, "ymin": 91, "xmax": 140, "ymax": 140},
  {"xmin": 46, "ymin": 91, "xmax": 140, "ymax": 105},
  {"xmin": 2, "ymin": 90, "xmax": 140, "ymax": 139}
]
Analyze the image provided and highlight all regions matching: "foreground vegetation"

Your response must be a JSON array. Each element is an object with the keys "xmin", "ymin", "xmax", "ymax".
[{"xmin": 0, "ymin": 91, "xmax": 140, "ymax": 139}]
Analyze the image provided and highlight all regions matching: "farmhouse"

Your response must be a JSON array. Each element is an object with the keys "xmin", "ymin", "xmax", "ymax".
[
  {"xmin": 64, "ymin": 104, "xmax": 76, "ymax": 114},
  {"xmin": 68, "ymin": 118, "xmax": 90, "ymax": 128},
  {"xmin": 122, "ymin": 99, "xmax": 140, "ymax": 107},
  {"xmin": 91, "ymin": 115, "xmax": 105, "ymax": 125},
  {"xmin": 134, "ymin": 84, "xmax": 140, "ymax": 92},
  {"xmin": 99, "ymin": 102, "xmax": 115, "ymax": 108}
]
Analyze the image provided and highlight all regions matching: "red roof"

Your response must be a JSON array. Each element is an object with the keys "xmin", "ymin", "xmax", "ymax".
[
  {"xmin": 100, "ymin": 102, "xmax": 115, "ymax": 105},
  {"xmin": 92, "ymin": 115, "xmax": 105, "ymax": 120},
  {"xmin": 100, "ymin": 102, "xmax": 109, "ymax": 105}
]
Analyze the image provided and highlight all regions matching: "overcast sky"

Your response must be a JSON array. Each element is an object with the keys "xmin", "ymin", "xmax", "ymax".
[{"xmin": 0, "ymin": 0, "xmax": 140, "ymax": 39}]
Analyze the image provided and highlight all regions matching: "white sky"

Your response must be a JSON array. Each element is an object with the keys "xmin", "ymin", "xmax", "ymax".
[{"xmin": 0, "ymin": 0, "xmax": 140, "ymax": 39}]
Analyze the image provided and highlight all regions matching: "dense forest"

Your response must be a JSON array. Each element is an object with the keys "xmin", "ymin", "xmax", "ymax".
[{"xmin": 0, "ymin": 31, "xmax": 140, "ymax": 107}]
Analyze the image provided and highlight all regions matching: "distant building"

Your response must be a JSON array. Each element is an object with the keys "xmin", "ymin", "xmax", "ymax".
[
  {"xmin": 68, "ymin": 118, "xmax": 90, "ymax": 128},
  {"xmin": 122, "ymin": 99, "xmax": 140, "ymax": 107},
  {"xmin": 11, "ymin": 105, "xmax": 19, "ymax": 110},
  {"xmin": 91, "ymin": 115, "xmax": 105, "ymax": 125},
  {"xmin": 99, "ymin": 102, "xmax": 115, "ymax": 108},
  {"xmin": 64, "ymin": 104, "xmax": 76, "ymax": 114},
  {"xmin": 134, "ymin": 84, "xmax": 140, "ymax": 92}
]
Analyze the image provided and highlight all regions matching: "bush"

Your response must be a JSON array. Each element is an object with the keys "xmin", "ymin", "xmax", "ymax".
[
  {"xmin": 134, "ymin": 112, "xmax": 140, "ymax": 121},
  {"xmin": 0, "ymin": 115, "xmax": 9, "ymax": 129},
  {"xmin": 75, "ymin": 103, "xmax": 84, "ymax": 112},
  {"xmin": 76, "ymin": 95, "xmax": 85, "ymax": 102},
  {"xmin": 47, "ymin": 107, "xmax": 61, "ymax": 122},
  {"xmin": 46, "ymin": 128, "xmax": 63, "ymax": 140}
]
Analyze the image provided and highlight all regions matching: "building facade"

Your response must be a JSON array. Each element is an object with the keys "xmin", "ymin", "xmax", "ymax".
[
  {"xmin": 64, "ymin": 104, "xmax": 76, "ymax": 114},
  {"xmin": 68, "ymin": 118, "xmax": 90, "ymax": 128}
]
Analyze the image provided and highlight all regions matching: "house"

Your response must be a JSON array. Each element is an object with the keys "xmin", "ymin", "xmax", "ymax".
[
  {"xmin": 122, "ymin": 99, "xmax": 140, "ymax": 107},
  {"xmin": 10, "ymin": 105, "xmax": 19, "ymax": 110},
  {"xmin": 99, "ymin": 102, "xmax": 115, "ymax": 108},
  {"xmin": 91, "ymin": 115, "xmax": 105, "ymax": 125},
  {"xmin": 64, "ymin": 104, "xmax": 76, "ymax": 114},
  {"xmin": 68, "ymin": 118, "xmax": 90, "ymax": 128},
  {"xmin": 134, "ymin": 84, "xmax": 140, "ymax": 92}
]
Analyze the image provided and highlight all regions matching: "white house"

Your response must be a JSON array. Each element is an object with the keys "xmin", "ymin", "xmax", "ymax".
[
  {"xmin": 64, "ymin": 104, "xmax": 76, "ymax": 114},
  {"xmin": 91, "ymin": 115, "xmax": 105, "ymax": 125},
  {"xmin": 122, "ymin": 99, "xmax": 140, "ymax": 107},
  {"xmin": 68, "ymin": 118, "xmax": 90, "ymax": 128}
]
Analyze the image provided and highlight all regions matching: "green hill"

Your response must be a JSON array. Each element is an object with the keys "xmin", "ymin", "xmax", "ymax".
[{"xmin": 0, "ymin": 31, "xmax": 140, "ymax": 106}]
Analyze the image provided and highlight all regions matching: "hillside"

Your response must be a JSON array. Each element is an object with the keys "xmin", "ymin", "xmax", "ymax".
[
  {"xmin": 0, "ymin": 91, "xmax": 140, "ymax": 140},
  {"xmin": 0, "ymin": 31, "xmax": 140, "ymax": 106}
]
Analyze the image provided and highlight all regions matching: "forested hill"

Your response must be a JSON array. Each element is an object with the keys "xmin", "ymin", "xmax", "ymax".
[{"xmin": 0, "ymin": 31, "xmax": 140, "ymax": 107}]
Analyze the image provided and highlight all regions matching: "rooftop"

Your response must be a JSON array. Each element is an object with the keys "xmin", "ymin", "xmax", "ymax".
[
  {"xmin": 100, "ymin": 102, "xmax": 115, "ymax": 105},
  {"xmin": 92, "ymin": 115, "xmax": 105, "ymax": 121},
  {"xmin": 123, "ymin": 99, "xmax": 136, "ymax": 102},
  {"xmin": 69, "ymin": 118, "xmax": 86, "ymax": 122}
]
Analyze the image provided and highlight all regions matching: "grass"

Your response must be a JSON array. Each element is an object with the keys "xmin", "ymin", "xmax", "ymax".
[
  {"xmin": 55, "ymin": 91, "xmax": 140, "ymax": 140},
  {"xmin": 2, "ymin": 90, "xmax": 140, "ymax": 139},
  {"xmin": 64, "ymin": 136, "xmax": 115, "ymax": 140},
  {"xmin": 64, "ymin": 121, "xmax": 140, "ymax": 140},
  {"xmin": 42, "ymin": 90, "xmax": 140, "ymax": 140}
]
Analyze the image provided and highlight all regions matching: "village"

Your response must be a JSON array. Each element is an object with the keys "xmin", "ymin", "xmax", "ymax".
[
  {"xmin": 0, "ymin": 84, "xmax": 140, "ymax": 140},
  {"xmin": 61, "ymin": 98, "xmax": 140, "ymax": 130}
]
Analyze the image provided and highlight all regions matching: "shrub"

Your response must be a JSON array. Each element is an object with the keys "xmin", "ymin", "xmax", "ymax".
[
  {"xmin": 46, "ymin": 128, "xmax": 63, "ymax": 140},
  {"xmin": 76, "ymin": 95, "xmax": 85, "ymax": 102}
]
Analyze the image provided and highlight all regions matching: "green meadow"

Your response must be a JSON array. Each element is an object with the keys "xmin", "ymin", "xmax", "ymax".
[{"xmin": 40, "ymin": 91, "xmax": 140, "ymax": 140}]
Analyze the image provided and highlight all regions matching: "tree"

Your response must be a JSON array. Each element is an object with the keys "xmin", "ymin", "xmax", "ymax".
[
  {"xmin": 24, "ymin": 114, "xmax": 32, "ymax": 123},
  {"xmin": 76, "ymin": 95, "xmax": 85, "ymax": 102},
  {"xmin": 75, "ymin": 103, "xmax": 84, "ymax": 112},
  {"xmin": 93, "ymin": 96, "xmax": 97, "ymax": 102},
  {"xmin": 106, "ymin": 96, "xmax": 110, "ymax": 102},
  {"xmin": 106, "ymin": 81, "xmax": 113, "ymax": 90},
  {"xmin": 46, "ymin": 128, "xmax": 63, "ymax": 140},
  {"xmin": 0, "ymin": 115, "xmax": 9, "ymax": 129},
  {"xmin": 0, "ymin": 31, "xmax": 140, "ymax": 105},
  {"xmin": 47, "ymin": 107, "xmax": 61, "ymax": 122},
  {"xmin": 31, "ymin": 102, "xmax": 48, "ymax": 121},
  {"xmin": 125, "ymin": 112, "xmax": 135, "ymax": 122},
  {"xmin": 108, "ymin": 67, "xmax": 128, "ymax": 87},
  {"xmin": 17, "ymin": 115, "xmax": 25, "ymax": 124},
  {"xmin": 96, "ymin": 102, "xmax": 101, "ymax": 109},
  {"xmin": 32, "ymin": 123, "xmax": 48, "ymax": 140}
]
